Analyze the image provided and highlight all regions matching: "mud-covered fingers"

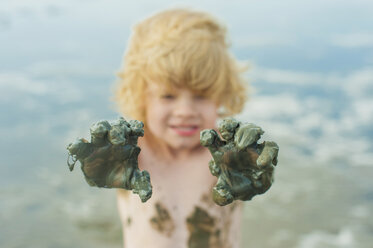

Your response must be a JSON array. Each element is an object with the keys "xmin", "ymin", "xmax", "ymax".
[
  {"xmin": 200, "ymin": 129, "xmax": 217, "ymax": 146},
  {"xmin": 208, "ymin": 160, "xmax": 220, "ymax": 176},
  {"xmin": 131, "ymin": 170, "xmax": 152, "ymax": 202},
  {"xmin": 90, "ymin": 120, "xmax": 111, "ymax": 139},
  {"xmin": 234, "ymin": 123, "xmax": 264, "ymax": 150},
  {"xmin": 256, "ymin": 141, "xmax": 279, "ymax": 167},
  {"xmin": 67, "ymin": 153, "xmax": 77, "ymax": 171},
  {"xmin": 109, "ymin": 126, "xmax": 127, "ymax": 145},
  {"xmin": 129, "ymin": 120, "xmax": 144, "ymax": 137},
  {"xmin": 212, "ymin": 185, "xmax": 233, "ymax": 206}
]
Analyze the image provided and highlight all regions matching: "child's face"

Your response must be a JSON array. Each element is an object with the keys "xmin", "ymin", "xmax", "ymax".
[{"xmin": 145, "ymin": 83, "xmax": 219, "ymax": 151}]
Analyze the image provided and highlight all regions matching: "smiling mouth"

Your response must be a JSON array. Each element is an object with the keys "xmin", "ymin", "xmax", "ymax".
[{"xmin": 170, "ymin": 125, "xmax": 199, "ymax": 136}]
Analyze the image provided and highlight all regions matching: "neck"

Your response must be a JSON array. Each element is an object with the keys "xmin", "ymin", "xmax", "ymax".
[{"xmin": 139, "ymin": 132, "xmax": 205, "ymax": 162}]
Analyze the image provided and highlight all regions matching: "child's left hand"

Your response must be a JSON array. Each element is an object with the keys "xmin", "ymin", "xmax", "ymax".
[{"xmin": 200, "ymin": 118, "xmax": 279, "ymax": 206}]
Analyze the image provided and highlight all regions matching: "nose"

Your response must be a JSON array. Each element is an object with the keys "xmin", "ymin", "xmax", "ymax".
[{"xmin": 173, "ymin": 97, "xmax": 197, "ymax": 118}]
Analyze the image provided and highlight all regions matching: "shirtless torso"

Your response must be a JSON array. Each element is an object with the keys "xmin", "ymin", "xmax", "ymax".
[{"xmin": 117, "ymin": 139, "xmax": 243, "ymax": 248}]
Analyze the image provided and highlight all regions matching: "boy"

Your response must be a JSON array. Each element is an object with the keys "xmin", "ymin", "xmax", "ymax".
[{"xmin": 114, "ymin": 8, "xmax": 248, "ymax": 248}]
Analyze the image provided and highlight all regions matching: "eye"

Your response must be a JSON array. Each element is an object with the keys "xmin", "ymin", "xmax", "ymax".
[
  {"xmin": 194, "ymin": 94, "xmax": 206, "ymax": 100},
  {"xmin": 161, "ymin": 94, "xmax": 175, "ymax": 99}
]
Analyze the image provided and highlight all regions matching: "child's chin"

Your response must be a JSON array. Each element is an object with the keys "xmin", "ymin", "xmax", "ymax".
[{"xmin": 169, "ymin": 138, "xmax": 201, "ymax": 150}]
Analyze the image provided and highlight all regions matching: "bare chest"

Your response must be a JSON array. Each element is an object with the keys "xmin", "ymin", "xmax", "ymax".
[{"xmin": 117, "ymin": 151, "xmax": 243, "ymax": 248}]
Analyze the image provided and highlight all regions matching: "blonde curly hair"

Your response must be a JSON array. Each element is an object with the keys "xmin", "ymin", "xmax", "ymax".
[{"xmin": 114, "ymin": 8, "xmax": 248, "ymax": 124}]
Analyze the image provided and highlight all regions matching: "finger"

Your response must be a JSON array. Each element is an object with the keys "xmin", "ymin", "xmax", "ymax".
[
  {"xmin": 234, "ymin": 123, "xmax": 264, "ymax": 150},
  {"xmin": 129, "ymin": 120, "xmax": 144, "ymax": 137},
  {"xmin": 200, "ymin": 129, "xmax": 217, "ymax": 146},
  {"xmin": 257, "ymin": 141, "xmax": 279, "ymax": 167},
  {"xmin": 90, "ymin": 120, "xmax": 111, "ymax": 138},
  {"xmin": 208, "ymin": 160, "xmax": 220, "ymax": 176},
  {"xmin": 109, "ymin": 124, "xmax": 128, "ymax": 145}
]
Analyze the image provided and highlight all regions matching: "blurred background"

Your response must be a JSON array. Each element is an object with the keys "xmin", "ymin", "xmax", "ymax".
[{"xmin": 1, "ymin": 0, "xmax": 372, "ymax": 247}]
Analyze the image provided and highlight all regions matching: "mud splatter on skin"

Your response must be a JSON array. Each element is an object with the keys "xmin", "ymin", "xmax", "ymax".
[
  {"xmin": 127, "ymin": 217, "xmax": 132, "ymax": 226},
  {"xmin": 200, "ymin": 193, "xmax": 211, "ymax": 205},
  {"xmin": 186, "ymin": 207, "xmax": 223, "ymax": 248},
  {"xmin": 149, "ymin": 202, "xmax": 175, "ymax": 237},
  {"xmin": 200, "ymin": 183, "xmax": 218, "ymax": 207}
]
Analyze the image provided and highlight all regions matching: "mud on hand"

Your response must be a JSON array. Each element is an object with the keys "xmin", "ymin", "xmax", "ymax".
[
  {"xmin": 66, "ymin": 117, "xmax": 152, "ymax": 203},
  {"xmin": 200, "ymin": 118, "xmax": 279, "ymax": 206}
]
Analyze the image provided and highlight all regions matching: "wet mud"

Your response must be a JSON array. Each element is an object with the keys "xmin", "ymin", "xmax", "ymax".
[
  {"xmin": 186, "ymin": 206, "xmax": 223, "ymax": 248},
  {"xmin": 127, "ymin": 216, "xmax": 132, "ymax": 226},
  {"xmin": 149, "ymin": 202, "xmax": 175, "ymax": 237}
]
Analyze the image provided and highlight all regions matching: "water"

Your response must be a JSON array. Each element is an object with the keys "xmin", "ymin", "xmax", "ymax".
[{"xmin": 1, "ymin": 1, "xmax": 373, "ymax": 247}]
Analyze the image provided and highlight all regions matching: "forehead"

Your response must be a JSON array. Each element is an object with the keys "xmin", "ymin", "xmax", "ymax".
[
  {"xmin": 146, "ymin": 81, "xmax": 173, "ymax": 92},
  {"xmin": 146, "ymin": 82, "xmax": 194, "ymax": 95}
]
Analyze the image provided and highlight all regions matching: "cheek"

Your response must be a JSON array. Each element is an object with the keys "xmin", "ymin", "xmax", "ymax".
[
  {"xmin": 145, "ymin": 100, "xmax": 169, "ymax": 131},
  {"xmin": 200, "ymin": 103, "xmax": 219, "ymax": 127}
]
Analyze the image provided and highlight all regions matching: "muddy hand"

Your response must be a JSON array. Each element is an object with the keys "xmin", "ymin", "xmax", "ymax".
[
  {"xmin": 66, "ymin": 117, "xmax": 152, "ymax": 202},
  {"xmin": 201, "ymin": 118, "xmax": 280, "ymax": 206}
]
